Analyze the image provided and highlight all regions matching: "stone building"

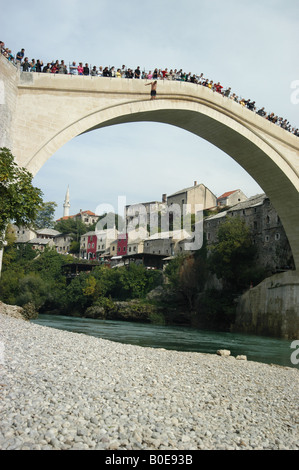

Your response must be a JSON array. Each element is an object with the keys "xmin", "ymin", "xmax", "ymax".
[
  {"xmin": 204, "ymin": 194, "xmax": 294, "ymax": 272},
  {"xmin": 12, "ymin": 225, "xmax": 37, "ymax": 244},
  {"xmin": 55, "ymin": 233, "xmax": 72, "ymax": 255},
  {"xmin": 27, "ymin": 228, "xmax": 60, "ymax": 252},
  {"xmin": 125, "ymin": 200, "xmax": 166, "ymax": 235},
  {"xmin": 166, "ymin": 181, "xmax": 217, "ymax": 214},
  {"xmin": 217, "ymin": 189, "xmax": 248, "ymax": 207}
]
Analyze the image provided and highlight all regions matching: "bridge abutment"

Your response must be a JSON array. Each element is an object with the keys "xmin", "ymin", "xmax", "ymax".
[{"xmin": 235, "ymin": 271, "xmax": 299, "ymax": 339}]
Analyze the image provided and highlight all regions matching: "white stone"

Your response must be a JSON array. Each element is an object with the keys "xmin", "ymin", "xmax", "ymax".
[
  {"xmin": 217, "ymin": 349, "xmax": 231, "ymax": 356},
  {"xmin": 236, "ymin": 355, "xmax": 247, "ymax": 361}
]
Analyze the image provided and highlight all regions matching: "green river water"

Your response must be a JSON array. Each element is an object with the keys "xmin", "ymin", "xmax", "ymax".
[{"xmin": 32, "ymin": 314, "xmax": 299, "ymax": 369}]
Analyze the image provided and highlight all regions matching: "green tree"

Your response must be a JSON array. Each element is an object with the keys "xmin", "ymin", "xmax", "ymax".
[
  {"xmin": 64, "ymin": 273, "xmax": 92, "ymax": 313},
  {"xmin": 54, "ymin": 218, "xmax": 88, "ymax": 240},
  {"xmin": 209, "ymin": 216, "xmax": 260, "ymax": 291},
  {"xmin": 69, "ymin": 240, "xmax": 80, "ymax": 255},
  {"xmin": 164, "ymin": 238, "xmax": 208, "ymax": 310},
  {"xmin": 118, "ymin": 264, "xmax": 162, "ymax": 299},
  {"xmin": 89, "ymin": 265, "xmax": 120, "ymax": 300},
  {"xmin": 0, "ymin": 148, "xmax": 43, "ymax": 246},
  {"xmin": 164, "ymin": 254, "xmax": 186, "ymax": 288},
  {"xmin": 16, "ymin": 274, "xmax": 49, "ymax": 310},
  {"xmin": 35, "ymin": 201, "xmax": 57, "ymax": 229}
]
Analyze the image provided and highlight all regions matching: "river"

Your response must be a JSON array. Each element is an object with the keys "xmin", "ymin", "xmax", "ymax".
[{"xmin": 32, "ymin": 314, "xmax": 298, "ymax": 369}]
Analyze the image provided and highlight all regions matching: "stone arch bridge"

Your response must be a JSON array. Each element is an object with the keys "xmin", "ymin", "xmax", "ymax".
[{"xmin": 1, "ymin": 56, "xmax": 299, "ymax": 273}]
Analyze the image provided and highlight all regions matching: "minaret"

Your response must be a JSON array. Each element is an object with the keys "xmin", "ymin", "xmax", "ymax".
[{"xmin": 63, "ymin": 185, "xmax": 70, "ymax": 217}]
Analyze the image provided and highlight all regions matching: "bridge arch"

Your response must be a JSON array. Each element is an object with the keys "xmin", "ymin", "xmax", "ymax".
[
  {"xmin": 24, "ymin": 97, "xmax": 299, "ymax": 270},
  {"xmin": 1, "ymin": 56, "xmax": 298, "ymax": 268}
]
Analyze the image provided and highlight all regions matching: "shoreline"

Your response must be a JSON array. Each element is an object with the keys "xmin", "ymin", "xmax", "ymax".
[{"xmin": 0, "ymin": 313, "xmax": 298, "ymax": 450}]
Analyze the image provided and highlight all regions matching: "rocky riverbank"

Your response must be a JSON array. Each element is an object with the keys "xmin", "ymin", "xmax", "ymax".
[
  {"xmin": 0, "ymin": 311, "xmax": 298, "ymax": 450},
  {"xmin": 0, "ymin": 301, "xmax": 26, "ymax": 320}
]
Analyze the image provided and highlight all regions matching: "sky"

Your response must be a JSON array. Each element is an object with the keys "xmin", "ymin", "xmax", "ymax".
[{"xmin": 1, "ymin": 0, "xmax": 298, "ymax": 220}]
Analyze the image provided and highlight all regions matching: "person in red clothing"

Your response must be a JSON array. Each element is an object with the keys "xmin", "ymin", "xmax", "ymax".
[{"xmin": 215, "ymin": 82, "xmax": 223, "ymax": 94}]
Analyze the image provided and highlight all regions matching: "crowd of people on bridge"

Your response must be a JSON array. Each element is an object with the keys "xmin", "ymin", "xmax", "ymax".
[{"xmin": 1, "ymin": 41, "xmax": 298, "ymax": 137}]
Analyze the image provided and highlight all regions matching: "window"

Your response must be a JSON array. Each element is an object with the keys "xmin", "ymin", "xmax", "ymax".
[
  {"xmin": 265, "ymin": 235, "xmax": 270, "ymax": 242},
  {"xmin": 253, "ymin": 221, "xmax": 257, "ymax": 230},
  {"xmin": 112, "ymin": 246, "xmax": 115, "ymax": 251},
  {"xmin": 275, "ymin": 233, "xmax": 280, "ymax": 241},
  {"xmin": 266, "ymin": 215, "xmax": 270, "ymax": 224}
]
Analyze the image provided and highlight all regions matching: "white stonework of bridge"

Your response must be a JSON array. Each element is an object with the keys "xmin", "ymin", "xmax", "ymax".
[{"xmin": 1, "ymin": 55, "xmax": 299, "ymax": 272}]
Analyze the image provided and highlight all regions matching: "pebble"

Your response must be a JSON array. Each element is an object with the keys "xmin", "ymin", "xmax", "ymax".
[{"xmin": 0, "ymin": 313, "xmax": 298, "ymax": 450}]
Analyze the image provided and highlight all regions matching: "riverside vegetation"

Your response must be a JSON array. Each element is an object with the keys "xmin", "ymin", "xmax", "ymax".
[{"xmin": 0, "ymin": 217, "xmax": 268, "ymax": 330}]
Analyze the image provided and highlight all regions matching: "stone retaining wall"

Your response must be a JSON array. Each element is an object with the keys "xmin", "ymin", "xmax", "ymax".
[{"xmin": 234, "ymin": 271, "xmax": 299, "ymax": 339}]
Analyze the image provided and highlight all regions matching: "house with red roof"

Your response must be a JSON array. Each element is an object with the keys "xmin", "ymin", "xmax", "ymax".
[
  {"xmin": 217, "ymin": 189, "xmax": 247, "ymax": 207},
  {"xmin": 56, "ymin": 210, "xmax": 100, "ymax": 226}
]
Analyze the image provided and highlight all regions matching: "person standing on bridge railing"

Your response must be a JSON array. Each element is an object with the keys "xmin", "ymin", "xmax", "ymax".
[{"xmin": 145, "ymin": 80, "xmax": 157, "ymax": 100}]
